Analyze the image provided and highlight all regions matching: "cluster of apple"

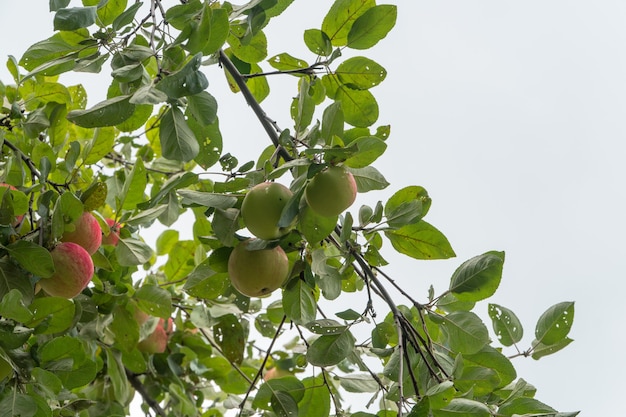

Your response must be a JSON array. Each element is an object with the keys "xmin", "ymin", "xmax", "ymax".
[
  {"xmin": 38, "ymin": 212, "xmax": 121, "ymax": 299},
  {"xmin": 227, "ymin": 165, "xmax": 357, "ymax": 298}
]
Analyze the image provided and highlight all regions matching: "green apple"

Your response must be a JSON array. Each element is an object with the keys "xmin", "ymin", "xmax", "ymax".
[
  {"xmin": 305, "ymin": 166, "xmax": 357, "ymax": 217},
  {"xmin": 38, "ymin": 242, "xmax": 94, "ymax": 298},
  {"xmin": 241, "ymin": 182, "xmax": 294, "ymax": 240},
  {"xmin": 228, "ymin": 239, "xmax": 289, "ymax": 297},
  {"xmin": 61, "ymin": 211, "xmax": 102, "ymax": 254}
]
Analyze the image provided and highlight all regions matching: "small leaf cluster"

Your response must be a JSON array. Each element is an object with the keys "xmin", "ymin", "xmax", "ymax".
[{"xmin": 0, "ymin": 1, "xmax": 577, "ymax": 417}]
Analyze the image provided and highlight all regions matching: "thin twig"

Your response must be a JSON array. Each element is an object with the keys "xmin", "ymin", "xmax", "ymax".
[{"xmin": 238, "ymin": 315, "xmax": 287, "ymax": 415}]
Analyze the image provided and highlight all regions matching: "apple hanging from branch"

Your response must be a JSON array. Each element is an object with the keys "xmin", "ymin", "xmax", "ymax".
[
  {"xmin": 61, "ymin": 211, "xmax": 102, "ymax": 254},
  {"xmin": 101, "ymin": 218, "xmax": 120, "ymax": 247},
  {"xmin": 241, "ymin": 182, "xmax": 294, "ymax": 240},
  {"xmin": 227, "ymin": 239, "xmax": 289, "ymax": 298},
  {"xmin": 305, "ymin": 165, "xmax": 357, "ymax": 217},
  {"xmin": 38, "ymin": 242, "xmax": 94, "ymax": 298}
]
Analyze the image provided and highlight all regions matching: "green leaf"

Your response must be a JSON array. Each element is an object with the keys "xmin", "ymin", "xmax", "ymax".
[
  {"xmin": 347, "ymin": 5, "xmax": 397, "ymax": 49},
  {"xmin": 305, "ymin": 319, "xmax": 347, "ymax": 335},
  {"xmin": 227, "ymin": 26, "xmax": 268, "ymax": 63},
  {"xmin": 385, "ymin": 221, "xmax": 455, "ymax": 260},
  {"xmin": 116, "ymin": 238, "xmax": 154, "ymax": 266},
  {"xmin": 336, "ymin": 57, "xmax": 387, "ymax": 90},
  {"xmin": 253, "ymin": 377, "xmax": 305, "ymax": 410},
  {"xmin": 336, "ymin": 86, "xmax": 378, "ymax": 127},
  {"xmin": 67, "ymin": 95, "xmax": 135, "ymax": 128},
  {"xmin": 155, "ymin": 53, "xmax": 208, "ymax": 99},
  {"xmin": 298, "ymin": 376, "xmax": 331, "ymax": 417},
  {"xmin": 339, "ymin": 373, "xmax": 379, "ymax": 393},
  {"xmin": 52, "ymin": 191, "xmax": 83, "ymax": 239},
  {"xmin": 425, "ymin": 381, "xmax": 455, "ymax": 410},
  {"xmin": 135, "ymin": 285, "xmax": 172, "ymax": 318},
  {"xmin": 187, "ymin": 91, "xmax": 218, "ymax": 125},
  {"xmin": 271, "ymin": 391, "xmax": 299, "ymax": 417},
  {"xmin": 343, "ymin": 136, "xmax": 387, "ymax": 168},
  {"xmin": 449, "ymin": 251, "xmax": 505, "ymax": 302},
  {"xmin": 268, "ymin": 53, "xmax": 309, "ymax": 73},
  {"xmin": 112, "ymin": 1, "xmax": 143, "ymax": 32},
  {"xmin": 0, "ymin": 290, "xmax": 33, "ymax": 322},
  {"xmin": 50, "ymin": 0, "xmax": 71, "ymax": 11},
  {"xmin": 6, "ymin": 241, "xmax": 55, "ymax": 278},
  {"xmin": 27, "ymin": 297, "xmax": 75, "ymax": 334},
  {"xmin": 306, "ymin": 330, "xmax": 355, "ymax": 367},
  {"xmin": 283, "ymin": 279, "xmax": 316, "ymax": 325},
  {"xmin": 531, "ymin": 337, "xmax": 574, "ymax": 360},
  {"xmin": 54, "ymin": 7, "xmax": 97, "ymax": 31},
  {"xmin": 497, "ymin": 397, "xmax": 556, "ymax": 416},
  {"xmin": 160, "ymin": 106, "xmax": 200, "ymax": 162},
  {"xmin": 19, "ymin": 31, "xmax": 89, "ymax": 72},
  {"xmin": 109, "ymin": 304, "xmax": 139, "ymax": 352},
  {"xmin": 178, "ymin": 190, "xmax": 237, "ymax": 209},
  {"xmin": 84, "ymin": 127, "xmax": 116, "ymax": 164},
  {"xmin": 432, "ymin": 398, "xmax": 491, "ymax": 417},
  {"xmin": 439, "ymin": 311, "xmax": 490, "ymax": 354},
  {"xmin": 213, "ymin": 314, "xmax": 244, "ymax": 365},
  {"xmin": 183, "ymin": 261, "xmax": 229, "ymax": 300},
  {"xmin": 105, "ymin": 349, "xmax": 131, "ymax": 405},
  {"xmin": 464, "ymin": 345, "xmax": 517, "ymax": 389},
  {"xmin": 488, "ymin": 303, "xmax": 523, "ymax": 346},
  {"xmin": 120, "ymin": 157, "xmax": 147, "ymax": 210},
  {"xmin": 304, "ymin": 29, "xmax": 332, "ymax": 56},
  {"xmin": 95, "ymin": 0, "xmax": 128, "ymax": 27},
  {"xmin": 384, "ymin": 185, "xmax": 431, "ymax": 227},
  {"xmin": 299, "ymin": 205, "xmax": 337, "ymax": 243},
  {"xmin": 191, "ymin": 116, "xmax": 223, "ymax": 170},
  {"xmin": 321, "ymin": 101, "xmax": 344, "ymax": 143},
  {"xmin": 534, "ymin": 301, "xmax": 575, "ymax": 345},
  {"xmin": 322, "ymin": 0, "xmax": 375, "ymax": 46},
  {"xmin": 346, "ymin": 166, "xmax": 389, "ymax": 192},
  {"xmin": 164, "ymin": 240, "xmax": 196, "ymax": 281},
  {"xmin": 130, "ymin": 85, "xmax": 168, "ymax": 105}
]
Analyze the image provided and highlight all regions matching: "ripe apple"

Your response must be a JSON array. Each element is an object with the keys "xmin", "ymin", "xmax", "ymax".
[
  {"xmin": 263, "ymin": 367, "xmax": 291, "ymax": 381},
  {"xmin": 241, "ymin": 182, "xmax": 294, "ymax": 240},
  {"xmin": 227, "ymin": 239, "xmax": 289, "ymax": 297},
  {"xmin": 61, "ymin": 211, "xmax": 102, "ymax": 255},
  {"xmin": 102, "ymin": 218, "xmax": 120, "ymax": 246},
  {"xmin": 38, "ymin": 242, "xmax": 94, "ymax": 298},
  {"xmin": 305, "ymin": 165, "xmax": 357, "ymax": 217},
  {"xmin": 137, "ymin": 317, "xmax": 173, "ymax": 354}
]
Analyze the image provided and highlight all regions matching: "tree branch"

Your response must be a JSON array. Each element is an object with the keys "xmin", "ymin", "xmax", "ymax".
[
  {"xmin": 126, "ymin": 370, "xmax": 167, "ymax": 417},
  {"xmin": 218, "ymin": 50, "xmax": 294, "ymax": 163}
]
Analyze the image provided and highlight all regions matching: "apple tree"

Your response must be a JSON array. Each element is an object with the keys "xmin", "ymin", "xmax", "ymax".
[{"xmin": 0, "ymin": 1, "xmax": 578, "ymax": 416}]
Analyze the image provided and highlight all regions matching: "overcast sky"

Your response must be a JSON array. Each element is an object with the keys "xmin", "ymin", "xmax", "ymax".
[{"xmin": 1, "ymin": 1, "xmax": 624, "ymax": 414}]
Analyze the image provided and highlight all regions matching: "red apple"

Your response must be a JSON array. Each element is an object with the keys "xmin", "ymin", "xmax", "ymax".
[
  {"xmin": 102, "ymin": 218, "xmax": 120, "ymax": 246},
  {"xmin": 38, "ymin": 242, "xmax": 94, "ymax": 298},
  {"xmin": 137, "ymin": 317, "xmax": 172, "ymax": 354},
  {"xmin": 61, "ymin": 211, "xmax": 102, "ymax": 254}
]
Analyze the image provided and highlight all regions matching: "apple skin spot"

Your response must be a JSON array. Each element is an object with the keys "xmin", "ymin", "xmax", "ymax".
[{"xmin": 39, "ymin": 242, "xmax": 94, "ymax": 299}]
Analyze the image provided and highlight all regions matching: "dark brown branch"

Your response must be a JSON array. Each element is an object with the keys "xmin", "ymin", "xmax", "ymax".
[
  {"xmin": 242, "ymin": 63, "xmax": 327, "ymax": 79},
  {"xmin": 2, "ymin": 139, "xmax": 65, "ymax": 192},
  {"xmin": 218, "ymin": 50, "xmax": 293, "ymax": 163},
  {"xmin": 126, "ymin": 370, "xmax": 167, "ymax": 417}
]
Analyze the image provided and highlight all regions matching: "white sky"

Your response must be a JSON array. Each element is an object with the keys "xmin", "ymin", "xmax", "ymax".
[{"xmin": 2, "ymin": 1, "xmax": 625, "ymax": 415}]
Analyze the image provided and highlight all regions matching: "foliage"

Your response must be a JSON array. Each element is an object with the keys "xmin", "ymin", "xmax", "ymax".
[{"xmin": 0, "ymin": 0, "xmax": 577, "ymax": 416}]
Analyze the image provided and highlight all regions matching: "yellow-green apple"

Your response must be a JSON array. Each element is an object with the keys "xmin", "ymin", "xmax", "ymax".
[
  {"xmin": 38, "ymin": 242, "xmax": 94, "ymax": 298},
  {"xmin": 241, "ymin": 182, "xmax": 294, "ymax": 240},
  {"xmin": 61, "ymin": 211, "xmax": 102, "ymax": 254},
  {"xmin": 305, "ymin": 166, "xmax": 357, "ymax": 217},
  {"xmin": 102, "ymin": 218, "xmax": 120, "ymax": 246},
  {"xmin": 227, "ymin": 239, "xmax": 289, "ymax": 297},
  {"xmin": 137, "ymin": 317, "xmax": 173, "ymax": 354}
]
